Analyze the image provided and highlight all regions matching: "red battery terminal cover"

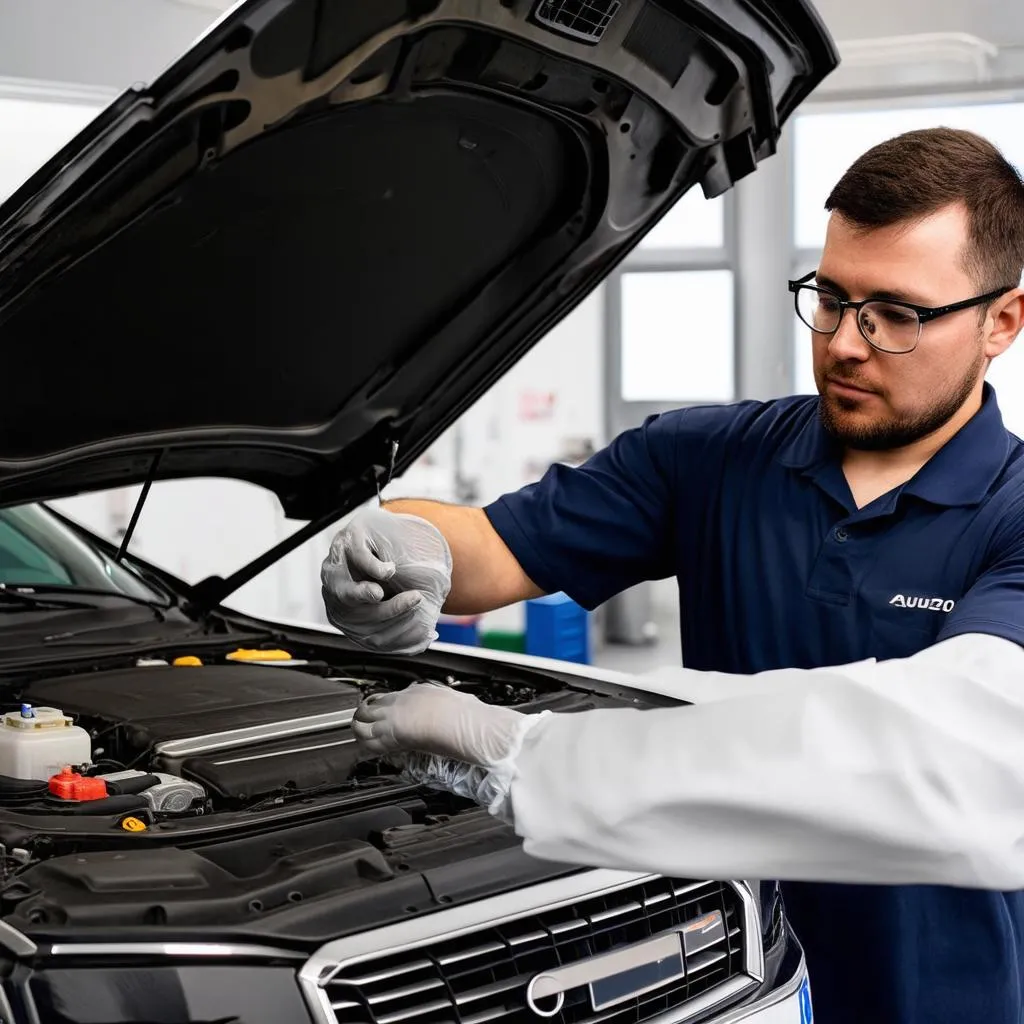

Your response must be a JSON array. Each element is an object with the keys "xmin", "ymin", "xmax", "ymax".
[{"xmin": 48, "ymin": 767, "xmax": 108, "ymax": 801}]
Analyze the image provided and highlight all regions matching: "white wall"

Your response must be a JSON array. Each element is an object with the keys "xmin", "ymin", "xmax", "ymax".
[{"xmin": 0, "ymin": 0, "xmax": 217, "ymax": 90}]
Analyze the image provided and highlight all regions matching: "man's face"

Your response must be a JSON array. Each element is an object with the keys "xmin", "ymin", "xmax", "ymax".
[{"xmin": 812, "ymin": 204, "xmax": 1003, "ymax": 450}]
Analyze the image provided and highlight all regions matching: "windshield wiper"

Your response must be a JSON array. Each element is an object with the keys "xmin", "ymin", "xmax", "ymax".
[
  {"xmin": 0, "ymin": 588, "xmax": 100, "ymax": 612},
  {"xmin": 9, "ymin": 584, "xmax": 167, "ymax": 611}
]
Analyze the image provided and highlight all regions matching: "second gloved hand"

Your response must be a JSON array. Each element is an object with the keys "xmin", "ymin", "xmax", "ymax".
[
  {"xmin": 353, "ymin": 681, "xmax": 543, "ymax": 767},
  {"xmin": 321, "ymin": 508, "xmax": 452, "ymax": 655},
  {"xmin": 387, "ymin": 750, "xmax": 516, "ymax": 821}
]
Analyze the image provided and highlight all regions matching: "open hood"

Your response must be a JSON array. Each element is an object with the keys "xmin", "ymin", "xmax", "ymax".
[{"xmin": 0, "ymin": 0, "xmax": 837, "ymax": 525}]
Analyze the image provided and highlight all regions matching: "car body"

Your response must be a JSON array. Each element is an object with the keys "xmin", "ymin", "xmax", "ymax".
[{"xmin": 0, "ymin": 1, "xmax": 837, "ymax": 1021}]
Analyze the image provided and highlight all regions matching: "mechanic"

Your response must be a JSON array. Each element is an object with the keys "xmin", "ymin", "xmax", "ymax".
[{"xmin": 322, "ymin": 127, "xmax": 1024, "ymax": 1024}]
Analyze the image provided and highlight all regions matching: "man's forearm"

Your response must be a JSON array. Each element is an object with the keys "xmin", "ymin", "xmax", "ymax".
[{"xmin": 383, "ymin": 499, "xmax": 543, "ymax": 613}]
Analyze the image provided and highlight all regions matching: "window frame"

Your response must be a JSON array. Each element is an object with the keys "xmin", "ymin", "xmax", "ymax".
[{"xmin": 605, "ymin": 189, "xmax": 739, "ymax": 435}]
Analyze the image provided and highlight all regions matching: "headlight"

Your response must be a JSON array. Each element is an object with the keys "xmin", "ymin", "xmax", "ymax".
[{"xmin": 3, "ymin": 950, "xmax": 309, "ymax": 1023}]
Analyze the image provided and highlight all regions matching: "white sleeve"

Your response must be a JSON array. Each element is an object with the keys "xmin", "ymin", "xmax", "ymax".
[{"xmin": 507, "ymin": 632, "xmax": 1024, "ymax": 889}]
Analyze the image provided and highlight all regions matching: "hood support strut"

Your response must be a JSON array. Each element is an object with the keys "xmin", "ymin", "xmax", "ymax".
[
  {"xmin": 114, "ymin": 449, "xmax": 164, "ymax": 563},
  {"xmin": 183, "ymin": 504, "xmax": 349, "ymax": 618},
  {"xmin": 184, "ymin": 433, "xmax": 400, "ymax": 616}
]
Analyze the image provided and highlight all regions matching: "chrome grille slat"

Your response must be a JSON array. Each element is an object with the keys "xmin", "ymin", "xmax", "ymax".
[
  {"xmin": 455, "ymin": 975, "xmax": 531, "ymax": 1006},
  {"xmin": 462, "ymin": 1008, "xmax": 515, "ymax": 1024},
  {"xmin": 688, "ymin": 949, "xmax": 728, "ymax": 973},
  {"xmin": 549, "ymin": 918, "xmax": 588, "ymax": 934},
  {"xmin": 439, "ymin": 940, "xmax": 506, "ymax": 965},
  {"xmin": 345, "ymin": 959, "xmax": 434, "ymax": 985},
  {"xmin": 364, "ymin": 979, "xmax": 446, "ymax": 1005},
  {"xmin": 589, "ymin": 901, "xmax": 642, "ymax": 923},
  {"xmin": 376, "ymin": 998, "xmax": 453, "ymax": 1024},
  {"xmin": 316, "ymin": 877, "xmax": 750, "ymax": 1024}
]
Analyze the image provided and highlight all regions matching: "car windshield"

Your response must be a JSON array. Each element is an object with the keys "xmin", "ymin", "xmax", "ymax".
[{"xmin": 0, "ymin": 504, "xmax": 165, "ymax": 603}]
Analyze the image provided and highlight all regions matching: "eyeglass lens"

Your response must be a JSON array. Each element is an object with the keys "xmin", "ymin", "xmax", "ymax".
[{"xmin": 795, "ymin": 288, "xmax": 921, "ymax": 353}]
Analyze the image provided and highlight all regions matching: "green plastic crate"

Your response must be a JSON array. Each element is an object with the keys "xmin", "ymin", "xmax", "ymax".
[{"xmin": 480, "ymin": 629, "xmax": 526, "ymax": 653}]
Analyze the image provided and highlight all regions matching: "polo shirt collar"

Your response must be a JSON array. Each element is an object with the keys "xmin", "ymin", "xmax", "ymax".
[{"xmin": 778, "ymin": 383, "xmax": 1010, "ymax": 509}]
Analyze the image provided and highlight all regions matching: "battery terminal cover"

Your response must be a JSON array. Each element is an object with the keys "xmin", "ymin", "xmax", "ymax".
[{"xmin": 48, "ymin": 767, "xmax": 108, "ymax": 801}]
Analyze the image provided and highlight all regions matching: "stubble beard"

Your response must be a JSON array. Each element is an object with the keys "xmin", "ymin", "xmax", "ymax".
[{"xmin": 817, "ymin": 351, "xmax": 985, "ymax": 452}]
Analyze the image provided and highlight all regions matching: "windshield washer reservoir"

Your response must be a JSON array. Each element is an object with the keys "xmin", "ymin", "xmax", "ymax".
[{"xmin": 0, "ymin": 705, "xmax": 91, "ymax": 780}]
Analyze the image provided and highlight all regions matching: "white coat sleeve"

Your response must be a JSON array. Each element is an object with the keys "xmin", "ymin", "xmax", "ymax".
[{"xmin": 506, "ymin": 632, "xmax": 1024, "ymax": 889}]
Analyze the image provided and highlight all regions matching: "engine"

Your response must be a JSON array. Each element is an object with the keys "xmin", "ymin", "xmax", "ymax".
[{"xmin": 0, "ymin": 652, "xmax": 554, "ymax": 823}]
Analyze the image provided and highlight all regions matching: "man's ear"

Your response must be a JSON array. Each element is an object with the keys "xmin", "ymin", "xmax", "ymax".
[{"xmin": 985, "ymin": 288, "xmax": 1024, "ymax": 359}]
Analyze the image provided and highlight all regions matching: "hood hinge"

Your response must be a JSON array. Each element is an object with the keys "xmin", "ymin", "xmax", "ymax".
[{"xmin": 373, "ymin": 439, "xmax": 399, "ymax": 506}]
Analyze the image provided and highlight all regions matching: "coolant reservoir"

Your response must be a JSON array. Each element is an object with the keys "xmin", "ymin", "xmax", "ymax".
[{"xmin": 0, "ymin": 705, "xmax": 92, "ymax": 780}]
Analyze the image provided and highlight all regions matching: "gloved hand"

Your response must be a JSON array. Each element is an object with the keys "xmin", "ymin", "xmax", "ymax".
[
  {"xmin": 353, "ymin": 681, "xmax": 542, "ymax": 767},
  {"xmin": 387, "ymin": 750, "xmax": 515, "ymax": 822},
  {"xmin": 321, "ymin": 508, "xmax": 452, "ymax": 655}
]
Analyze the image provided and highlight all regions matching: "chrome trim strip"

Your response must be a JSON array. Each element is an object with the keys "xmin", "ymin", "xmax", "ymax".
[
  {"xmin": 48, "ymin": 942, "xmax": 302, "ymax": 959},
  {"xmin": 738, "ymin": 881, "xmax": 765, "ymax": 983},
  {"xmin": 0, "ymin": 920, "xmax": 37, "ymax": 957},
  {"xmin": 154, "ymin": 709, "xmax": 356, "ymax": 758},
  {"xmin": 298, "ymin": 870, "xmax": 764, "ymax": 1024},
  {"xmin": 711, "ymin": 952, "xmax": 809, "ymax": 1024},
  {"xmin": 213, "ymin": 737, "xmax": 356, "ymax": 766}
]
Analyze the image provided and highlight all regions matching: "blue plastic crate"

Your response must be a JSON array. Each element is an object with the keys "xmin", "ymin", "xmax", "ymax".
[
  {"xmin": 435, "ymin": 616, "xmax": 480, "ymax": 647},
  {"xmin": 526, "ymin": 593, "xmax": 590, "ymax": 664}
]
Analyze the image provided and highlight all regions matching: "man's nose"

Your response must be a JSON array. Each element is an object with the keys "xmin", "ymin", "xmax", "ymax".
[{"xmin": 827, "ymin": 308, "xmax": 872, "ymax": 362}]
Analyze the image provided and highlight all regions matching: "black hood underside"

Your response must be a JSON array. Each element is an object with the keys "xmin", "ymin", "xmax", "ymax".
[{"xmin": 0, "ymin": 0, "xmax": 837, "ymax": 521}]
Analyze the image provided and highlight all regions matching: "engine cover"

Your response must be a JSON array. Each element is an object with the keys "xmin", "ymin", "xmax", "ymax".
[{"xmin": 21, "ymin": 664, "xmax": 367, "ymax": 802}]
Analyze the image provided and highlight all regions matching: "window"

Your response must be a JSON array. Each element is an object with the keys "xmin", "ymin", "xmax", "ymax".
[
  {"xmin": 0, "ymin": 505, "xmax": 162, "ymax": 599},
  {"xmin": 0, "ymin": 94, "xmax": 106, "ymax": 202},
  {"xmin": 611, "ymin": 181, "xmax": 735, "ymax": 413},
  {"xmin": 620, "ymin": 270, "xmax": 734, "ymax": 402},
  {"xmin": 794, "ymin": 100, "xmax": 1024, "ymax": 250},
  {"xmin": 639, "ymin": 189, "xmax": 725, "ymax": 250},
  {"xmin": 793, "ymin": 316, "xmax": 817, "ymax": 397}
]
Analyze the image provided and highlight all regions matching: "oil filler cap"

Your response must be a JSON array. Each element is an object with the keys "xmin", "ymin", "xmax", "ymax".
[
  {"xmin": 226, "ymin": 648, "xmax": 293, "ymax": 662},
  {"xmin": 119, "ymin": 816, "xmax": 148, "ymax": 832}
]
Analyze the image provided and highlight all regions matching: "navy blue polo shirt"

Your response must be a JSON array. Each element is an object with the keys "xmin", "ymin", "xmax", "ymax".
[{"xmin": 484, "ymin": 383, "xmax": 1024, "ymax": 1024}]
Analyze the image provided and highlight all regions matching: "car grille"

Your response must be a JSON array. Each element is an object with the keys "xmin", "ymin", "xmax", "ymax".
[{"xmin": 318, "ymin": 878, "xmax": 748, "ymax": 1024}]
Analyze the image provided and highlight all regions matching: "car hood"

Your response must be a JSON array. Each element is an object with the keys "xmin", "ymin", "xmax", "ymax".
[{"xmin": 0, "ymin": 0, "xmax": 836, "ymax": 522}]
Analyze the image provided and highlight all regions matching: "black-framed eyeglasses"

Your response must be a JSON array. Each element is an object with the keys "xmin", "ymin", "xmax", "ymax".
[{"xmin": 788, "ymin": 271, "xmax": 1013, "ymax": 354}]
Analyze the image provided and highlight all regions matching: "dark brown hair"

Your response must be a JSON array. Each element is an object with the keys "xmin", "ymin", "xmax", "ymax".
[{"xmin": 825, "ymin": 127, "xmax": 1024, "ymax": 291}]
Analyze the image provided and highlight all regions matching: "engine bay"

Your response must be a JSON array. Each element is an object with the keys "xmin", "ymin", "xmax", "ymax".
[
  {"xmin": 4, "ymin": 649, "xmax": 595, "ymax": 824},
  {"xmin": 0, "ymin": 642, "xmax": 651, "ymax": 938},
  {"xmin": 0, "ymin": 641, "xmax": 642, "ymax": 842}
]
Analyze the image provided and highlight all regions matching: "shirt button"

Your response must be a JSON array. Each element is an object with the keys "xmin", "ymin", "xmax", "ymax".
[{"xmin": 834, "ymin": 527, "xmax": 849, "ymax": 542}]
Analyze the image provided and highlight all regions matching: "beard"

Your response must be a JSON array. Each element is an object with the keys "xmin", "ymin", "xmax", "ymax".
[{"xmin": 817, "ymin": 352, "xmax": 985, "ymax": 451}]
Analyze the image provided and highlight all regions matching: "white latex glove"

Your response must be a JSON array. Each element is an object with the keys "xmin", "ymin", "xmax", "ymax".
[
  {"xmin": 387, "ymin": 750, "xmax": 516, "ymax": 821},
  {"xmin": 352, "ymin": 681, "xmax": 543, "ymax": 766},
  {"xmin": 321, "ymin": 508, "xmax": 452, "ymax": 655}
]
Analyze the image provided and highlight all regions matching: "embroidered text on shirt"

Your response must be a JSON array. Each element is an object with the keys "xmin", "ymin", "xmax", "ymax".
[{"xmin": 889, "ymin": 594, "xmax": 955, "ymax": 612}]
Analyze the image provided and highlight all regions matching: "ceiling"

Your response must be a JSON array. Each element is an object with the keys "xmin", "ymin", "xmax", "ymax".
[{"xmin": 0, "ymin": 0, "xmax": 1021, "ymax": 102}]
